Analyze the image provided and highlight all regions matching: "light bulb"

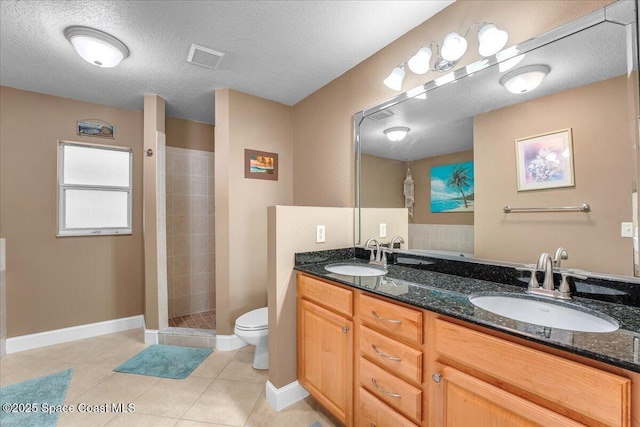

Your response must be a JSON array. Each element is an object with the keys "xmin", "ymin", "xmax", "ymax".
[
  {"xmin": 441, "ymin": 32, "xmax": 467, "ymax": 61},
  {"xmin": 383, "ymin": 66, "xmax": 405, "ymax": 91},
  {"xmin": 407, "ymin": 47, "xmax": 432, "ymax": 74},
  {"xmin": 478, "ymin": 24, "xmax": 508, "ymax": 57}
]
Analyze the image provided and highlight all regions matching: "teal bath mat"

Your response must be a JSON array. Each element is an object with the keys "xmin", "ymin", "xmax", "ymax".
[
  {"xmin": 0, "ymin": 369, "xmax": 73, "ymax": 427},
  {"xmin": 114, "ymin": 344, "xmax": 212, "ymax": 379}
]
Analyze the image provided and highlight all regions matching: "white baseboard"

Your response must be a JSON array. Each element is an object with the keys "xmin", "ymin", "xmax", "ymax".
[
  {"xmin": 144, "ymin": 329, "xmax": 159, "ymax": 345},
  {"xmin": 266, "ymin": 380, "xmax": 309, "ymax": 411},
  {"xmin": 215, "ymin": 334, "xmax": 247, "ymax": 351},
  {"xmin": 6, "ymin": 315, "xmax": 145, "ymax": 354}
]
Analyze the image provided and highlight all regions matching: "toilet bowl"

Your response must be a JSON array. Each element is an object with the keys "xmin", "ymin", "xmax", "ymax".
[{"xmin": 234, "ymin": 307, "xmax": 269, "ymax": 370}]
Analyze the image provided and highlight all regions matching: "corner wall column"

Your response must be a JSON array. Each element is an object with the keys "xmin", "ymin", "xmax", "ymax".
[{"xmin": 144, "ymin": 95, "xmax": 167, "ymax": 331}]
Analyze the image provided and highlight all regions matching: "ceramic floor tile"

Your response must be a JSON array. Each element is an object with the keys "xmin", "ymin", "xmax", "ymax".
[
  {"xmin": 85, "ymin": 340, "xmax": 148, "ymax": 366},
  {"xmin": 0, "ymin": 357, "xmax": 75, "ymax": 386},
  {"xmin": 133, "ymin": 376, "xmax": 213, "ymax": 418},
  {"xmin": 181, "ymin": 379, "xmax": 264, "ymax": 426},
  {"xmin": 105, "ymin": 412, "xmax": 180, "ymax": 427},
  {"xmin": 56, "ymin": 407, "xmax": 117, "ymax": 427},
  {"xmin": 64, "ymin": 363, "xmax": 117, "ymax": 402},
  {"xmin": 216, "ymin": 351, "xmax": 268, "ymax": 383},
  {"xmin": 174, "ymin": 420, "xmax": 231, "ymax": 427},
  {"xmin": 189, "ymin": 349, "xmax": 237, "ymax": 379},
  {"xmin": 0, "ymin": 352, "xmax": 40, "ymax": 379},
  {"xmin": 70, "ymin": 372, "xmax": 159, "ymax": 405},
  {"xmin": 316, "ymin": 403, "xmax": 343, "ymax": 427},
  {"xmin": 244, "ymin": 391, "xmax": 318, "ymax": 427}
]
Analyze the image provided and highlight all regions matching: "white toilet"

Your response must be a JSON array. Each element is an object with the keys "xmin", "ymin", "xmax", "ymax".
[{"xmin": 234, "ymin": 307, "xmax": 269, "ymax": 370}]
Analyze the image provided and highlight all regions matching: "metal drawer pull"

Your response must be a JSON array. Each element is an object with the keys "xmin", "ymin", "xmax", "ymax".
[
  {"xmin": 371, "ymin": 311, "xmax": 402, "ymax": 324},
  {"xmin": 371, "ymin": 378, "xmax": 401, "ymax": 398},
  {"xmin": 372, "ymin": 345, "xmax": 401, "ymax": 362}
]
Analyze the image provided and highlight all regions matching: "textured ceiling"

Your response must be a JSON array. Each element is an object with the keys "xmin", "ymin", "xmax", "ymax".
[{"xmin": 0, "ymin": 0, "xmax": 454, "ymax": 124}]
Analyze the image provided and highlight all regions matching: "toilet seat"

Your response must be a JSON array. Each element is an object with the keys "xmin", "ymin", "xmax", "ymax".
[{"xmin": 235, "ymin": 307, "xmax": 268, "ymax": 331}]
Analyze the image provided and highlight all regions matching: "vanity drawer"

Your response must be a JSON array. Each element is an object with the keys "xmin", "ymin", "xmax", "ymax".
[
  {"xmin": 359, "ymin": 294, "xmax": 422, "ymax": 345},
  {"xmin": 434, "ymin": 319, "xmax": 630, "ymax": 427},
  {"xmin": 360, "ymin": 326, "xmax": 422, "ymax": 384},
  {"xmin": 297, "ymin": 273, "xmax": 353, "ymax": 317},
  {"xmin": 359, "ymin": 357, "xmax": 422, "ymax": 423},
  {"xmin": 358, "ymin": 387, "xmax": 420, "ymax": 427}
]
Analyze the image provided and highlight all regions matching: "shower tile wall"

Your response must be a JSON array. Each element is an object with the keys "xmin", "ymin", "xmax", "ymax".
[
  {"xmin": 408, "ymin": 223, "xmax": 474, "ymax": 254},
  {"xmin": 166, "ymin": 147, "xmax": 215, "ymax": 319}
]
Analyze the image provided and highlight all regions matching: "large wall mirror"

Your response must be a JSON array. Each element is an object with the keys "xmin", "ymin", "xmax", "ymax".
[{"xmin": 355, "ymin": 0, "xmax": 640, "ymax": 278}]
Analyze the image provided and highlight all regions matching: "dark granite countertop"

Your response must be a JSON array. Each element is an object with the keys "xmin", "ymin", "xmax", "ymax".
[{"xmin": 294, "ymin": 249, "xmax": 640, "ymax": 374}]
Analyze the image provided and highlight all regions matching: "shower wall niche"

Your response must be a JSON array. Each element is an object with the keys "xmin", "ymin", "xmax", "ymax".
[{"xmin": 166, "ymin": 147, "xmax": 215, "ymax": 323}]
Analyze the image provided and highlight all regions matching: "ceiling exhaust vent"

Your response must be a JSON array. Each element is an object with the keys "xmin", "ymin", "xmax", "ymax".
[
  {"xmin": 187, "ymin": 43, "xmax": 225, "ymax": 70},
  {"xmin": 368, "ymin": 109, "xmax": 394, "ymax": 121}
]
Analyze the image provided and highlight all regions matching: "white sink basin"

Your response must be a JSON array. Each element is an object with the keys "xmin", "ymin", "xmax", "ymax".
[
  {"xmin": 324, "ymin": 263, "xmax": 387, "ymax": 277},
  {"xmin": 469, "ymin": 293, "xmax": 619, "ymax": 333}
]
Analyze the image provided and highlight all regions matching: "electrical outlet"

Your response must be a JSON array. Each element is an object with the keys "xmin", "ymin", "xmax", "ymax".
[
  {"xmin": 379, "ymin": 223, "xmax": 387, "ymax": 238},
  {"xmin": 621, "ymin": 222, "xmax": 633, "ymax": 238},
  {"xmin": 316, "ymin": 225, "xmax": 325, "ymax": 243}
]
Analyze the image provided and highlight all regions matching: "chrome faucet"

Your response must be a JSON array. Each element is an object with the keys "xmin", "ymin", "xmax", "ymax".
[
  {"xmin": 536, "ymin": 252, "xmax": 554, "ymax": 290},
  {"xmin": 390, "ymin": 235, "xmax": 405, "ymax": 249},
  {"xmin": 553, "ymin": 247, "xmax": 568, "ymax": 267},
  {"xmin": 378, "ymin": 235, "xmax": 404, "ymax": 268},
  {"xmin": 516, "ymin": 250, "xmax": 586, "ymax": 300},
  {"xmin": 364, "ymin": 238, "xmax": 383, "ymax": 266}
]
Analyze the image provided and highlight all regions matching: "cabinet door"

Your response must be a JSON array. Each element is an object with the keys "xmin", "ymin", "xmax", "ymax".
[
  {"xmin": 298, "ymin": 298, "xmax": 353, "ymax": 426},
  {"xmin": 432, "ymin": 365, "xmax": 584, "ymax": 427}
]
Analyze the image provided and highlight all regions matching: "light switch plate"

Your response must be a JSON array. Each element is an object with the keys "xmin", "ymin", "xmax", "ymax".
[
  {"xmin": 621, "ymin": 222, "xmax": 633, "ymax": 238},
  {"xmin": 379, "ymin": 223, "xmax": 387, "ymax": 238},
  {"xmin": 316, "ymin": 225, "xmax": 325, "ymax": 243}
]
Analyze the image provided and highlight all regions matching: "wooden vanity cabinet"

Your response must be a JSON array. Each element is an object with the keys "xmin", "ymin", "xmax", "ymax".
[
  {"xmin": 296, "ymin": 273, "xmax": 634, "ymax": 427},
  {"xmin": 297, "ymin": 273, "xmax": 354, "ymax": 426},
  {"xmin": 430, "ymin": 319, "xmax": 631, "ymax": 427}
]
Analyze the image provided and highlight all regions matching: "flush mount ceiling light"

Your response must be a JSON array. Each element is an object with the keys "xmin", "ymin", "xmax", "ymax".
[
  {"xmin": 500, "ymin": 65, "xmax": 550, "ymax": 94},
  {"xmin": 64, "ymin": 26, "xmax": 129, "ymax": 68},
  {"xmin": 384, "ymin": 126, "xmax": 410, "ymax": 142},
  {"xmin": 388, "ymin": 22, "xmax": 508, "ymax": 90}
]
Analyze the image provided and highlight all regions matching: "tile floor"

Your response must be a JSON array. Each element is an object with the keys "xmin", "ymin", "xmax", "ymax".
[
  {"xmin": 0, "ymin": 328, "xmax": 342, "ymax": 427},
  {"xmin": 169, "ymin": 310, "xmax": 216, "ymax": 330}
]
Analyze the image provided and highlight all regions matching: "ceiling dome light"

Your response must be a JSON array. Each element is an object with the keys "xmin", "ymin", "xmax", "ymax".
[
  {"xmin": 383, "ymin": 65, "xmax": 405, "ymax": 91},
  {"xmin": 500, "ymin": 65, "xmax": 550, "ymax": 94},
  {"xmin": 441, "ymin": 32, "xmax": 467, "ymax": 62},
  {"xmin": 477, "ymin": 24, "xmax": 508, "ymax": 56},
  {"xmin": 384, "ymin": 126, "xmax": 410, "ymax": 142},
  {"xmin": 64, "ymin": 26, "xmax": 129, "ymax": 68},
  {"xmin": 407, "ymin": 47, "xmax": 432, "ymax": 74}
]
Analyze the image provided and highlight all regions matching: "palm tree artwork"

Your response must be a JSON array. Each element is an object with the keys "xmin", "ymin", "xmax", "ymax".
[
  {"xmin": 447, "ymin": 166, "xmax": 472, "ymax": 209},
  {"xmin": 430, "ymin": 161, "xmax": 474, "ymax": 213}
]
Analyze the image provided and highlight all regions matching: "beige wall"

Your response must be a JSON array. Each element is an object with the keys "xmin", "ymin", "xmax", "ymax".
[
  {"xmin": 0, "ymin": 86, "xmax": 145, "ymax": 336},
  {"xmin": 268, "ymin": 206, "xmax": 407, "ymax": 388},
  {"xmin": 409, "ymin": 150, "xmax": 474, "ymax": 225},
  {"xmin": 166, "ymin": 116, "xmax": 214, "ymax": 152},
  {"xmin": 291, "ymin": 0, "xmax": 613, "ymax": 208},
  {"xmin": 215, "ymin": 89, "xmax": 293, "ymax": 335},
  {"xmin": 474, "ymin": 76, "xmax": 633, "ymax": 276},
  {"xmin": 360, "ymin": 154, "xmax": 406, "ymax": 209}
]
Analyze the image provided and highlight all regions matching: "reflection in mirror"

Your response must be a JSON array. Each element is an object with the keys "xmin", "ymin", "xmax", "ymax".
[{"xmin": 356, "ymin": 0, "xmax": 640, "ymax": 278}]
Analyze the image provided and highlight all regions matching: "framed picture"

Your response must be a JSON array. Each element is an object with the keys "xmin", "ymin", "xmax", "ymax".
[
  {"xmin": 430, "ymin": 161, "xmax": 474, "ymax": 213},
  {"xmin": 77, "ymin": 119, "xmax": 114, "ymax": 139},
  {"xmin": 244, "ymin": 149, "xmax": 278, "ymax": 181},
  {"xmin": 515, "ymin": 128, "xmax": 574, "ymax": 191}
]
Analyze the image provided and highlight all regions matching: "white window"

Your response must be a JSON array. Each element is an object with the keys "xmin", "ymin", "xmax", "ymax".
[{"xmin": 58, "ymin": 141, "xmax": 133, "ymax": 236}]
